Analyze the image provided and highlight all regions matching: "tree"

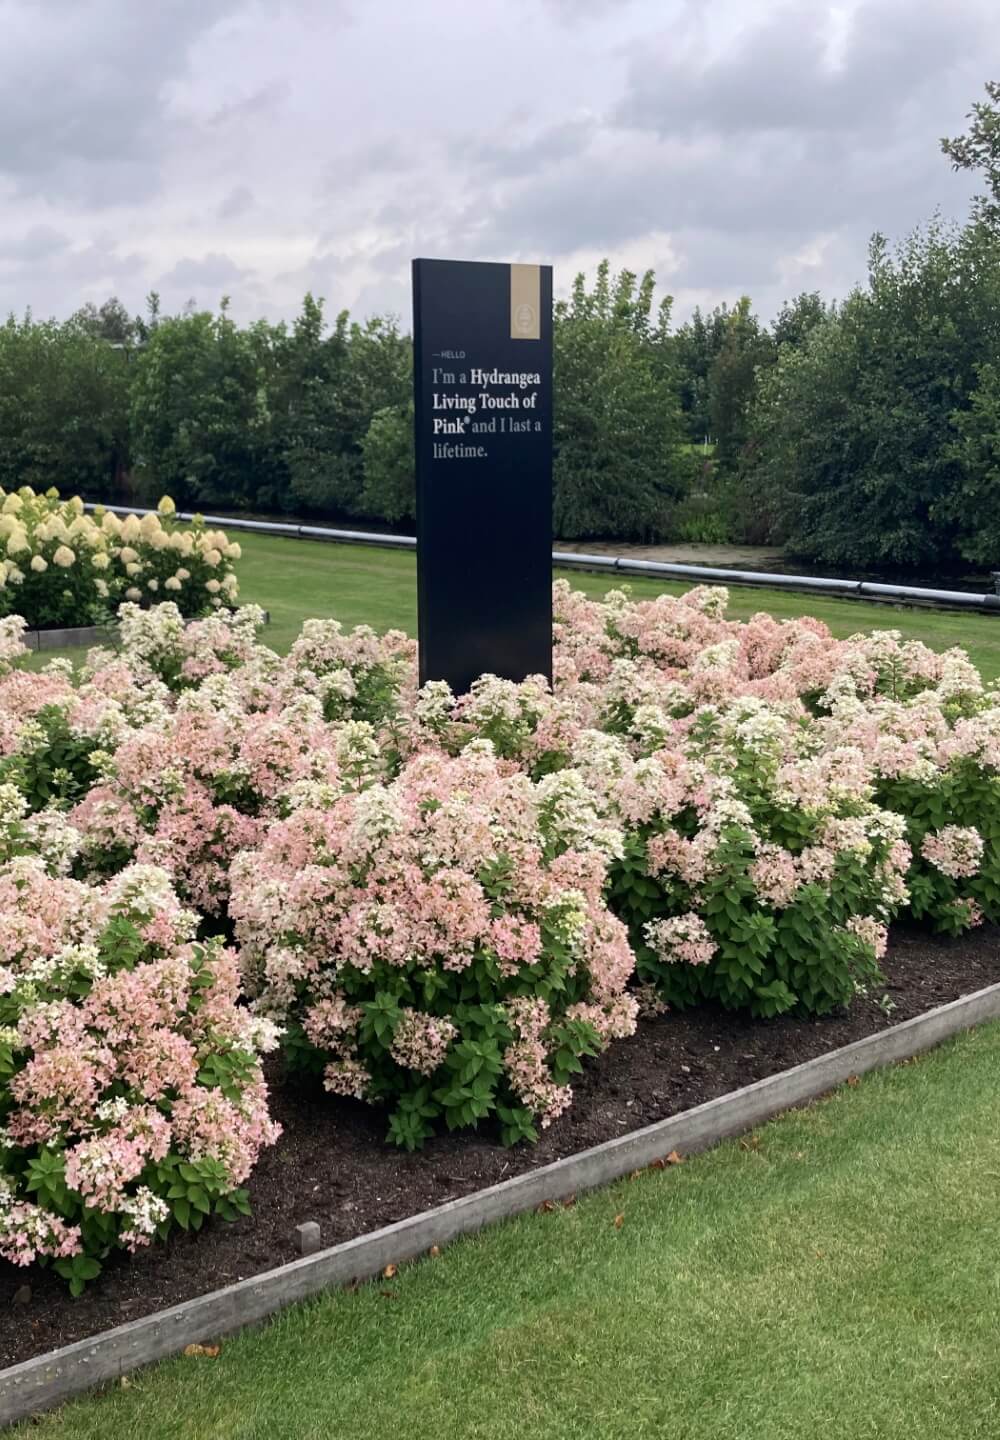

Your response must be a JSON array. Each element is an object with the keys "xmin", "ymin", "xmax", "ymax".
[
  {"xmin": 944, "ymin": 362, "xmax": 1000, "ymax": 566},
  {"xmin": 942, "ymin": 80, "xmax": 1000, "ymax": 231},
  {"xmin": 553, "ymin": 261, "xmax": 692, "ymax": 540},
  {"xmin": 128, "ymin": 302, "xmax": 275, "ymax": 508},
  {"xmin": 0, "ymin": 314, "xmax": 130, "ymax": 497},
  {"xmin": 741, "ymin": 222, "xmax": 1000, "ymax": 569},
  {"xmin": 284, "ymin": 312, "xmax": 411, "ymax": 517},
  {"xmin": 360, "ymin": 403, "xmax": 415, "ymax": 523},
  {"xmin": 68, "ymin": 296, "xmax": 139, "ymax": 348},
  {"xmin": 265, "ymin": 295, "xmax": 349, "ymax": 514},
  {"xmin": 771, "ymin": 292, "xmax": 829, "ymax": 350},
  {"xmin": 672, "ymin": 305, "xmax": 731, "ymax": 444},
  {"xmin": 706, "ymin": 297, "xmax": 772, "ymax": 471}
]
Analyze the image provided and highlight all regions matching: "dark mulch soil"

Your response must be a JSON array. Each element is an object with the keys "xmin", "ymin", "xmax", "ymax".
[{"xmin": 3, "ymin": 922, "xmax": 999, "ymax": 1369}]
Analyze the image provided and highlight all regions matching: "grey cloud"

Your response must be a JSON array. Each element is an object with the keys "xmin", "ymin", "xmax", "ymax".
[
  {"xmin": 374, "ymin": 202, "xmax": 409, "ymax": 229},
  {"xmin": 208, "ymin": 82, "xmax": 291, "ymax": 128},
  {"xmin": 471, "ymin": 119, "xmax": 973, "ymax": 312},
  {"xmin": 403, "ymin": 1, "xmax": 989, "ymax": 290},
  {"xmin": 368, "ymin": 241, "xmax": 414, "ymax": 275},
  {"xmin": 71, "ymin": 243, "xmax": 147, "ymax": 283},
  {"xmin": 350, "ymin": 276, "xmax": 409, "ymax": 324},
  {"xmin": 331, "ymin": 138, "xmax": 413, "ymax": 186},
  {"xmin": 0, "ymin": 0, "xmax": 240, "ymax": 202},
  {"xmin": 478, "ymin": 156, "xmax": 667, "ymax": 255},
  {"xmin": 218, "ymin": 185, "xmax": 256, "ymax": 219},
  {"xmin": 160, "ymin": 253, "xmax": 249, "ymax": 288},
  {"xmin": 451, "ymin": 119, "xmax": 594, "ymax": 182},
  {"xmin": 0, "ymin": 236, "xmax": 147, "ymax": 320},
  {"xmin": 540, "ymin": 0, "xmax": 637, "ymax": 19},
  {"xmin": 0, "ymin": 0, "xmax": 995, "ymax": 329},
  {"xmin": 273, "ymin": 249, "xmax": 341, "ymax": 298},
  {"xmin": 0, "ymin": 225, "xmax": 72, "ymax": 262},
  {"xmin": 619, "ymin": 0, "xmax": 988, "ymax": 139}
]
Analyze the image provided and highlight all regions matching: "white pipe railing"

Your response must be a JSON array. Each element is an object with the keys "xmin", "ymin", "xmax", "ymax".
[{"xmin": 84, "ymin": 503, "xmax": 1000, "ymax": 612}]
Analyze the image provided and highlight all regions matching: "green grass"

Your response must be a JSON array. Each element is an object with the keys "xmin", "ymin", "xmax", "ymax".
[
  {"xmin": 237, "ymin": 533, "xmax": 1000, "ymax": 682},
  {"xmin": 20, "ymin": 533, "xmax": 1000, "ymax": 679},
  {"xmin": 238, "ymin": 534, "xmax": 419, "ymax": 647},
  {"xmin": 22, "ymin": 1022, "xmax": 1000, "ymax": 1440}
]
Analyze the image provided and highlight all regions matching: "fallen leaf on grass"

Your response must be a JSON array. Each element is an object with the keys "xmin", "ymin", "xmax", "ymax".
[
  {"xmin": 562, "ymin": 1195, "xmax": 576, "ymax": 1209},
  {"xmin": 613, "ymin": 1213, "xmax": 625, "ymax": 1230},
  {"xmin": 380, "ymin": 1289, "xmax": 399, "ymax": 1300},
  {"xmin": 665, "ymin": 1151, "xmax": 685, "ymax": 1165},
  {"xmin": 536, "ymin": 1199, "xmax": 556, "ymax": 1214},
  {"xmin": 628, "ymin": 1169, "xmax": 643, "ymax": 1182},
  {"xmin": 845, "ymin": 1075, "xmax": 860, "ymax": 1087},
  {"xmin": 648, "ymin": 1158, "xmax": 666, "ymax": 1171},
  {"xmin": 740, "ymin": 1134, "xmax": 761, "ymax": 1152},
  {"xmin": 429, "ymin": 1245, "xmax": 441, "ymax": 1258},
  {"xmin": 183, "ymin": 1344, "xmax": 220, "ymax": 1359},
  {"xmin": 383, "ymin": 1264, "xmax": 397, "ymax": 1279}
]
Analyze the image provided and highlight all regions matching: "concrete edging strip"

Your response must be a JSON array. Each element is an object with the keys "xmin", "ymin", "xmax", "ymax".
[
  {"xmin": 22, "ymin": 612, "xmax": 270, "ymax": 652},
  {"xmin": 4, "ymin": 980, "xmax": 1000, "ymax": 1427}
]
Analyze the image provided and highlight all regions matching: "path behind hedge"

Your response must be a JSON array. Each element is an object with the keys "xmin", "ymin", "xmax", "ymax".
[
  {"xmin": 22, "ymin": 531, "xmax": 1000, "ymax": 681},
  {"xmin": 20, "ymin": 1019, "xmax": 1000, "ymax": 1440}
]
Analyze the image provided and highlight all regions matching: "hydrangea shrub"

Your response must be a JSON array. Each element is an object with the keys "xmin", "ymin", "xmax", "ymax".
[
  {"xmin": 0, "ymin": 575, "xmax": 998, "ymax": 1212},
  {"xmin": 0, "ymin": 486, "xmax": 241, "ymax": 628},
  {"xmin": 0, "ymin": 854, "xmax": 280, "ymax": 1289},
  {"xmin": 230, "ymin": 744, "xmax": 636, "ymax": 1149}
]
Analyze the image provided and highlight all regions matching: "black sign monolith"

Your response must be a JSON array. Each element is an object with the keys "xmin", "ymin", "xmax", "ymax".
[{"xmin": 412, "ymin": 257, "xmax": 553, "ymax": 693}]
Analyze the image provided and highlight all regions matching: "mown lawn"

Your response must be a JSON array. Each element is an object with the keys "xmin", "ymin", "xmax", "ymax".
[
  {"xmin": 236, "ymin": 532, "xmax": 1000, "ymax": 680},
  {"xmin": 21, "ymin": 1022, "xmax": 1000, "ymax": 1440},
  {"xmin": 20, "ymin": 532, "xmax": 1000, "ymax": 679}
]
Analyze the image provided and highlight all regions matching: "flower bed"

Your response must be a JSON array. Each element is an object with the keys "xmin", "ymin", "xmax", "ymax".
[
  {"xmin": 2, "ymin": 578, "xmax": 1000, "ymax": 1292},
  {"xmin": 4, "ymin": 919, "xmax": 1000, "ymax": 1372},
  {"xmin": 0, "ymin": 487, "xmax": 241, "ymax": 629}
]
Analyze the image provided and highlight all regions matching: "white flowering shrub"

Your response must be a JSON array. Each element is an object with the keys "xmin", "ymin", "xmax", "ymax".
[{"xmin": 0, "ymin": 486, "xmax": 241, "ymax": 628}]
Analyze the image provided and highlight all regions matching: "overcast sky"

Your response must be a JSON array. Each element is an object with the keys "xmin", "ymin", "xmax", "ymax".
[{"xmin": 0, "ymin": 0, "xmax": 995, "ymax": 330}]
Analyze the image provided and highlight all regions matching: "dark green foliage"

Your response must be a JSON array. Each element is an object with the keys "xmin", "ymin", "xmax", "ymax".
[
  {"xmin": 880, "ymin": 763, "xmax": 1000, "ymax": 935},
  {"xmin": 0, "ymin": 313, "xmax": 131, "ymax": 496},
  {"xmin": 705, "ymin": 297, "xmax": 774, "ymax": 472},
  {"xmin": 0, "ymin": 705, "xmax": 101, "ymax": 812},
  {"xmin": 129, "ymin": 301, "xmax": 279, "ymax": 510},
  {"xmin": 611, "ymin": 827, "xmax": 885, "ymax": 1019},
  {"xmin": 553, "ymin": 262, "xmax": 694, "ymax": 541},
  {"xmin": 284, "ymin": 313, "xmax": 411, "ymax": 518},
  {"xmin": 771, "ymin": 291, "xmax": 829, "ymax": 350},
  {"xmin": 946, "ymin": 362, "xmax": 1000, "ymax": 566},
  {"xmin": 672, "ymin": 304, "xmax": 732, "ymax": 445},
  {"xmin": 360, "ymin": 402, "xmax": 415, "ymax": 524},
  {"xmin": 740, "ymin": 222, "xmax": 1000, "ymax": 569},
  {"xmin": 732, "ymin": 82, "xmax": 1000, "ymax": 570}
]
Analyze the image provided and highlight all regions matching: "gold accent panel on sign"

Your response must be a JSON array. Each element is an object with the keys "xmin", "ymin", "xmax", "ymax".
[{"xmin": 510, "ymin": 264, "xmax": 541, "ymax": 340}]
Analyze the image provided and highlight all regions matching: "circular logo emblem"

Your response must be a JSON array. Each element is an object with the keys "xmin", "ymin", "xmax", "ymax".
[{"xmin": 514, "ymin": 302, "xmax": 536, "ymax": 335}]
